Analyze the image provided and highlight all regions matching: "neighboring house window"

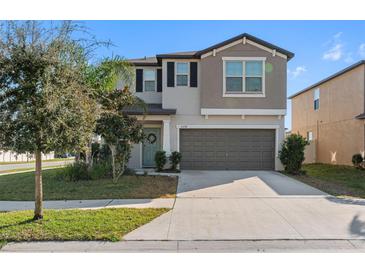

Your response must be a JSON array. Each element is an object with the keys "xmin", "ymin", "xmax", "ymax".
[
  {"xmin": 176, "ymin": 62, "xmax": 189, "ymax": 86},
  {"xmin": 143, "ymin": 69, "xmax": 156, "ymax": 92},
  {"xmin": 307, "ymin": 131, "xmax": 313, "ymax": 142},
  {"xmin": 223, "ymin": 57, "xmax": 265, "ymax": 97},
  {"xmin": 314, "ymin": 88, "xmax": 320, "ymax": 110}
]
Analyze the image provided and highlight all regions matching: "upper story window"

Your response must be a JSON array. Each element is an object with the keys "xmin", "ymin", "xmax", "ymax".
[
  {"xmin": 314, "ymin": 88, "xmax": 320, "ymax": 110},
  {"xmin": 176, "ymin": 62, "xmax": 189, "ymax": 86},
  {"xmin": 223, "ymin": 57, "xmax": 265, "ymax": 97},
  {"xmin": 143, "ymin": 69, "xmax": 156, "ymax": 92}
]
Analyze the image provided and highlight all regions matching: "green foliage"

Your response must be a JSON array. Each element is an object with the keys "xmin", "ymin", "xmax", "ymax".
[
  {"xmin": 89, "ymin": 161, "xmax": 112, "ymax": 180},
  {"xmin": 279, "ymin": 133, "xmax": 309, "ymax": 174},
  {"xmin": 169, "ymin": 151, "xmax": 182, "ymax": 171},
  {"xmin": 352, "ymin": 153, "xmax": 364, "ymax": 169},
  {"xmin": 86, "ymin": 57, "xmax": 146, "ymax": 182},
  {"xmin": 0, "ymin": 21, "xmax": 98, "ymax": 155},
  {"xmin": 62, "ymin": 162, "xmax": 90, "ymax": 181},
  {"xmin": 61, "ymin": 161, "xmax": 112, "ymax": 182},
  {"xmin": 155, "ymin": 151, "xmax": 167, "ymax": 172}
]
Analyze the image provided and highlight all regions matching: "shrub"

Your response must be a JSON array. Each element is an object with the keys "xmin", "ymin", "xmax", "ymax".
[
  {"xmin": 352, "ymin": 153, "xmax": 364, "ymax": 168},
  {"xmin": 89, "ymin": 161, "xmax": 112, "ymax": 180},
  {"xmin": 62, "ymin": 162, "xmax": 90, "ymax": 181},
  {"xmin": 154, "ymin": 150, "xmax": 167, "ymax": 172},
  {"xmin": 279, "ymin": 133, "xmax": 309, "ymax": 174},
  {"xmin": 169, "ymin": 151, "xmax": 182, "ymax": 171}
]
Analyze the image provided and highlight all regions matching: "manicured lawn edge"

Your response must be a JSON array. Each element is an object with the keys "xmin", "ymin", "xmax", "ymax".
[
  {"xmin": 0, "ymin": 208, "xmax": 169, "ymax": 242},
  {"xmin": 283, "ymin": 163, "xmax": 365, "ymax": 199},
  {"xmin": 0, "ymin": 169, "xmax": 178, "ymax": 200}
]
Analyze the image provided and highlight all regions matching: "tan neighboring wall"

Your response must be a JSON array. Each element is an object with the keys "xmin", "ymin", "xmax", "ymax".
[{"xmin": 291, "ymin": 64, "xmax": 365, "ymax": 165}]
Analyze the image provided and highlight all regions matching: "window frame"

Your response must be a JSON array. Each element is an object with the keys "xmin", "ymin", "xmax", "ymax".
[
  {"xmin": 307, "ymin": 131, "xmax": 313, "ymax": 142},
  {"xmin": 175, "ymin": 62, "xmax": 190, "ymax": 87},
  {"xmin": 143, "ymin": 69, "xmax": 157, "ymax": 92},
  {"xmin": 314, "ymin": 88, "xmax": 320, "ymax": 111},
  {"xmin": 222, "ymin": 57, "xmax": 266, "ymax": 98}
]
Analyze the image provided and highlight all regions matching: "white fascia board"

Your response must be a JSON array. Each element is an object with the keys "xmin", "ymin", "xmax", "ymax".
[
  {"xmin": 200, "ymin": 108, "xmax": 286, "ymax": 116},
  {"xmin": 201, "ymin": 38, "xmax": 288, "ymax": 60},
  {"xmin": 176, "ymin": 124, "xmax": 280, "ymax": 129}
]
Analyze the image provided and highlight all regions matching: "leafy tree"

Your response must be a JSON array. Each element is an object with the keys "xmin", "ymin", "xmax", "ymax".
[
  {"xmin": 88, "ymin": 58, "xmax": 145, "ymax": 182},
  {"xmin": 279, "ymin": 133, "xmax": 309, "ymax": 174},
  {"xmin": 0, "ymin": 21, "xmax": 100, "ymax": 219}
]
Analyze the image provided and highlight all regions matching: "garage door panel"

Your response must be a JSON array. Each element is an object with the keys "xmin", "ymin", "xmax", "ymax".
[{"xmin": 180, "ymin": 129, "xmax": 275, "ymax": 170}]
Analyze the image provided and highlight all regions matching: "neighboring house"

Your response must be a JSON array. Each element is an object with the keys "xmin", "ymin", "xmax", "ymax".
[
  {"xmin": 124, "ymin": 33, "xmax": 294, "ymax": 170},
  {"xmin": 289, "ymin": 61, "xmax": 365, "ymax": 166}
]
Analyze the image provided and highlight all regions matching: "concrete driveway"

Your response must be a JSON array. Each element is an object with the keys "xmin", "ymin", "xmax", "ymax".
[{"xmin": 124, "ymin": 170, "xmax": 365, "ymax": 241}]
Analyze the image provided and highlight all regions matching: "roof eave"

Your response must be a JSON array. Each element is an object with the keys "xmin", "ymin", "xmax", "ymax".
[{"xmin": 195, "ymin": 33, "xmax": 294, "ymax": 60}]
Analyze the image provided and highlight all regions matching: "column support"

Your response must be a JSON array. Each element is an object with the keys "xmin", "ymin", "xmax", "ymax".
[{"xmin": 162, "ymin": 120, "xmax": 171, "ymax": 155}]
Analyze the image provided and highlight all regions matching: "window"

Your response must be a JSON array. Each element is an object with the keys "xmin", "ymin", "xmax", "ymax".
[
  {"xmin": 245, "ymin": 61, "xmax": 263, "ymax": 92},
  {"xmin": 176, "ymin": 62, "xmax": 189, "ymax": 86},
  {"xmin": 307, "ymin": 131, "xmax": 313, "ymax": 142},
  {"xmin": 223, "ymin": 58, "xmax": 265, "ymax": 96},
  {"xmin": 225, "ymin": 61, "xmax": 243, "ymax": 92},
  {"xmin": 314, "ymin": 88, "xmax": 320, "ymax": 110},
  {"xmin": 143, "ymin": 69, "xmax": 156, "ymax": 92}
]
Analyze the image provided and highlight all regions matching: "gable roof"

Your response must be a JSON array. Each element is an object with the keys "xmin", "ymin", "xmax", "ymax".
[
  {"xmin": 289, "ymin": 60, "xmax": 365, "ymax": 99},
  {"xmin": 129, "ymin": 33, "xmax": 294, "ymax": 66}
]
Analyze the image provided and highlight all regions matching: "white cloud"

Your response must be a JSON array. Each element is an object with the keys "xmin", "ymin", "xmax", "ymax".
[
  {"xmin": 358, "ymin": 43, "xmax": 365, "ymax": 57},
  {"xmin": 333, "ymin": 32, "xmax": 343, "ymax": 39},
  {"xmin": 288, "ymin": 66, "xmax": 307, "ymax": 78},
  {"xmin": 323, "ymin": 43, "xmax": 343, "ymax": 61}
]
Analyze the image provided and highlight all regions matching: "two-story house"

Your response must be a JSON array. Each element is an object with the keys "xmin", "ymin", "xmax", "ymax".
[
  {"xmin": 290, "ymin": 61, "xmax": 365, "ymax": 165},
  {"xmin": 124, "ymin": 33, "xmax": 294, "ymax": 171}
]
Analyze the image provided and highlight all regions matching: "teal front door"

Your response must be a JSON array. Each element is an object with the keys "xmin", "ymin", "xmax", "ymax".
[{"xmin": 142, "ymin": 128, "xmax": 161, "ymax": 167}]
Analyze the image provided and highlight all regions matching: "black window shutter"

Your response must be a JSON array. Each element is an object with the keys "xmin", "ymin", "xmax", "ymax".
[
  {"xmin": 167, "ymin": 62, "xmax": 175, "ymax": 87},
  {"xmin": 190, "ymin": 62, "xmax": 198, "ymax": 87},
  {"xmin": 157, "ymin": 69, "xmax": 162, "ymax": 92},
  {"xmin": 136, "ymin": 69, "xmax": 143, "ymax": 92}
]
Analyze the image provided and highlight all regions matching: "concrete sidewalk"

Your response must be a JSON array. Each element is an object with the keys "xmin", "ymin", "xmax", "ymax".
[
  {"xmin": 2, "ymin": 240, "xmax": 365, "ymax": 252},
  {"xmin": 0, "ymin": 198, "xmax": 175, "ymax": 211}
]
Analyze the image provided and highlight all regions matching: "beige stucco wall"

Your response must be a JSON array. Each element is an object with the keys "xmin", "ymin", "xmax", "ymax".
[
  {"xmin": 200, "ymin": 42, "xmax": 287, "ymax": 110},
  {"xmin": 291, "ymin": 64, "xmax": 365, "ymax": 165},
  {"xmin": 162, "ymin": 59, "xmax": 201, "ymax": 115}
]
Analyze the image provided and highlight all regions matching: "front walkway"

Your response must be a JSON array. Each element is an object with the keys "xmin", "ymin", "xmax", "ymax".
[
  {"xmin": 124, "ymin": 170, "xmax": 365, "ymax": 240},
  {"xmin": 0, "ymin": 198, "xmax": 175, "ymax": 211}
]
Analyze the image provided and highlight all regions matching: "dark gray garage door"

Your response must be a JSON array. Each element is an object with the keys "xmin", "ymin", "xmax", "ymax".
[{"xmin": 180, "ymin": 129, "xmax": 275, "ymax": 170}]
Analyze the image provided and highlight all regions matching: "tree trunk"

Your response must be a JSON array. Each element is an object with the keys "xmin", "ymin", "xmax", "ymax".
[
  {"xmin": 34, "ymin": 150, "xmax": 43, "ymax": 220},
  {"xmin": 109, "ymin": 144, "xmax": 117, "ymax": 182}
]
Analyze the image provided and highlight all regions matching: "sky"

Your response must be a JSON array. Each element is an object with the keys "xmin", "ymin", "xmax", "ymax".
[{"xmin": 81, "ymin": 20, "xmax": 365, "ymax": 129}]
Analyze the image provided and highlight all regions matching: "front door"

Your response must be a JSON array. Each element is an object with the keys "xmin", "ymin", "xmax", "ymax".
[{"xmin": 142, "ymin": 128, "xmax": 161, "ymax": 167}]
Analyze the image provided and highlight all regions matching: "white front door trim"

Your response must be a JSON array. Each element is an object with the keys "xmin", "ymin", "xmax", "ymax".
[{"xmin": 162, "ymin": 120, "xmax": 171, "ymax": 155}]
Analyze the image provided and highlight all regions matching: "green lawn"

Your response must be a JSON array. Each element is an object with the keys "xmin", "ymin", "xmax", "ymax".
[
  {"xmin": 0, "ymin": 168, "xmax": 177, "ymax": 200},
  {"xmin": 0, "ymin": 208, "xmax": 169, "ymax": 242},
  {"xmin": 288, "ymin": 163, "xmax": 365, "ymax": 198}
]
